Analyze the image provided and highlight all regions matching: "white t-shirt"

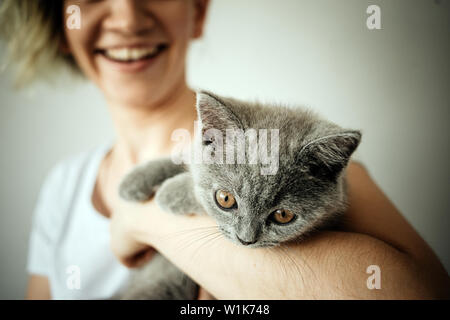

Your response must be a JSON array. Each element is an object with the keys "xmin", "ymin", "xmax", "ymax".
[{"xmin": 27, "ymin": 144, "xmax": 130, "ymax": 299}]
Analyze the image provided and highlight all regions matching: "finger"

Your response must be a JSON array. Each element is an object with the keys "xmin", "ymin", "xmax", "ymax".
[{"xmin": 123, "ymin": 247, "xmax": 156, "ymax": 268}]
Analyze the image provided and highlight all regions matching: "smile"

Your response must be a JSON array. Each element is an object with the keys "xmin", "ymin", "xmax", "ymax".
[{"xmin": 95, "ymin": 44, "xmax": 168, "ymax": 63}]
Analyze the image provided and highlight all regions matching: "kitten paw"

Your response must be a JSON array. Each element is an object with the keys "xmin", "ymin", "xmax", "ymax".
[
  {"xmin": 155, "ymin": 188, "xmax": 185, "ymax": 215},
  {"xmin": 154, "ymin": 173, "xmax": 203, "ymax": 215},
  {"xmin": 119, "ymin": 171, "xmax": 155, "ymax": 202}
]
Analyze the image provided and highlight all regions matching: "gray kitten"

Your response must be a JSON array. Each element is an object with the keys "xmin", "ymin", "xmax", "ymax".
[{"xmin": 117, "ymin": 91, "xmax": 361, "ymax": 299}]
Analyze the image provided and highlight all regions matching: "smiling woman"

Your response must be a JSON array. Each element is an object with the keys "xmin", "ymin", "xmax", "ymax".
[{"xmin": 0, "ymin": 0, "xmax": 211, "ymax": 299}]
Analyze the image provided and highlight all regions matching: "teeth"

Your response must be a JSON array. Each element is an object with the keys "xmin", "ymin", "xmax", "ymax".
[{"xmin": 104, "ymin": 47, "xmax": 159, "ymax": 61}]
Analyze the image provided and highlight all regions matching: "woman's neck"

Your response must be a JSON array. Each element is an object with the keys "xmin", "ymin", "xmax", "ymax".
[{"xmin": 107, "ymin": 83, "xmax": 197, "ymax": 170}]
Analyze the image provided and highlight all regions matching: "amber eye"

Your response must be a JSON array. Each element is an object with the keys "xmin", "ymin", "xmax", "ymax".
[
  {"xmin": 270, "ymin": 209, "xmax": 295, "ymax": 224},
  {"xmin": 215, "ymin": 190, "xmax": 237, "ymax": 210}
]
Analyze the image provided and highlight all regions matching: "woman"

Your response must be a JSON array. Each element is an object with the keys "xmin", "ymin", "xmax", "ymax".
[
  {"xmin": 1, "ymin": 0, "xmax": 208, "ymax": 299},
  {"xmin": 1, "ymin": 0, "xmax": 448, "ymax": 299}
]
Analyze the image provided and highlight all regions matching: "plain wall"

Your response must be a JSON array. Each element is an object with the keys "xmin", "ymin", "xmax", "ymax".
[{"xmin": 0, "ymin": 0, "xmax": 449, "ymax": 299}]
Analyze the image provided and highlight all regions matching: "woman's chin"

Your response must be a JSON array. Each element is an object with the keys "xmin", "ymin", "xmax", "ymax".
[
  {"xmin": 107, "ymin": 92, "xmax": 158, "ymax": 109},
  {"xmin": 100, "ymin": 81, "xmax": 164, "ymax": 109}
]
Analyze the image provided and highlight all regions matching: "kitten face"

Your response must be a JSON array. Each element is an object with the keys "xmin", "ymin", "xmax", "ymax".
[
  {"xmin": 190, "ymin": 92, "xmax": 361, "ymax": 248},
  {"xmin": 193, "ymin": 153, "xmax": 346, "ymax": 248}
]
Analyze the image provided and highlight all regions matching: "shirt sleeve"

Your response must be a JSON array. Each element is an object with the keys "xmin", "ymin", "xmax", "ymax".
[{"xmin": 26, "ymin": 165, "xmax": 64, "ymax": 276}]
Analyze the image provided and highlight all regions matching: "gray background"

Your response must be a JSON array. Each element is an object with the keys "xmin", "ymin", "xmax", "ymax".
[{"xmin": 1, "ymin": 0, "xmax": 449, "ymax": 299}]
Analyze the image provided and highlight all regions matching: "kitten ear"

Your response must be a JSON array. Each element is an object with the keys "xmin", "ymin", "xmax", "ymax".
[
  {"xmin": 300, "ymin": 131, "xmax": 361, "ymax": 181},
  {"xmin": 196, "ymin": 91, "xmax": 242, "ymax": 133}
]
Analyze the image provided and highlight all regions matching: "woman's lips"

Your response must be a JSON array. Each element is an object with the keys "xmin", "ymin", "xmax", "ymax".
[{"xmin": 95, "ymin": 44, "xmax": 168, "ymax": 73}]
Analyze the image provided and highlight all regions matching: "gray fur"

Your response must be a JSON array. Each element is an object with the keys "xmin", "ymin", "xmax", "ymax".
[
  {"xmin": 118, "ymin": 91, "xmax": 361, "ymax": 299},
  {"xmin": 155, "ymin": 172, "xmax": 206, "ymax": 215},
  {"xmin": 118, "ymin": 254, "xmax": 197, "ymax": 300},
  {"xmin": 119, "ymin": 158, "xmax": 186, "ymax": 202}
]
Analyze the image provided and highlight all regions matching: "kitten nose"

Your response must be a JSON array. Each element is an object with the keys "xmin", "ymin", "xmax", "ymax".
[{"xmin": 237, "ymin": 236, "xmax": 257, "ymax": 246}]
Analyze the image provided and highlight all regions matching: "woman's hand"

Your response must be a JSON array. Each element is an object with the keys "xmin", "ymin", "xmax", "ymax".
[
  {"xmin": 110, "ymin": 193, "xmax": 218, "ymax": 267},
  {"xmin": 110, "ymin": 198, "xmax": 217, "ymax": 299},
  {"xmin": 109, "ymin": 199, "xmax": 158, "ymax": 268}
]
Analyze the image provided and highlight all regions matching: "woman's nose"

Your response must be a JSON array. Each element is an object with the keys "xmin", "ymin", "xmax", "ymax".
[{"xmin": 104, "ymin": 0, "xmax": 156, "ymax": 36}]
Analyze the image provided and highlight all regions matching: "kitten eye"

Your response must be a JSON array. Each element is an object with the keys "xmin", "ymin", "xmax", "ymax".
[
  {"xmin": 269, "ymin": 209, "xmax": 295, "ymax": 225},
  {"xmin": 215, "ymin": 190, "xmax": 237, "ymax": 210}
]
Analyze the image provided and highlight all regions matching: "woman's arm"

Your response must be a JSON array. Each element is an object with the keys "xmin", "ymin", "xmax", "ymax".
[
  {"xmin": 110, "ymin": 163, "xmax": 450, "ymax": 299},
  {"xmin": 26, "ymin": 275, "xmax": 51, "ymax": 300},
  {"xmin": 343, "ymin": 162, "xmax": 450, "ymax": 296}
]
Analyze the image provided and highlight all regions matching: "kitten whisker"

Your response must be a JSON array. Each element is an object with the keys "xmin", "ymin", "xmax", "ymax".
[
  {"xmin": 160, "ymin": 227, "xmax": 220, "ymax": 252},
  {"xmin": 267, "ymin": 247, "xmax": 291, "ymax": 287},
  {"xmin": 278, "ymin": 243, "xmax": 319, "ymax": 297},
  {"xmin": 175, "ymin": 229, "xmax": 222, "ymax": 253},
  {"xmin": 278, "ymin": 245, "xmax": 304, "ymax": 282},
  {"xmin": 190, "ymin": 231, "xmax": 225, "ymax": 260},
  {"xmin": 159, "ymin": 225, "xmax": 219, "ymax": 241}
]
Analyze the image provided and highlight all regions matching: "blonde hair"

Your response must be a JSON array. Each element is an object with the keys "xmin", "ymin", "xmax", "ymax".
[{"xmin": 0, "ymin": 0, "xmax": 79, "ymax": 86}]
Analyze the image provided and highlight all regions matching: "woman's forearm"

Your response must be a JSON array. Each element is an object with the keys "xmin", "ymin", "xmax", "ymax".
[{"xmin": 136, "ymin": 211, "xmax": 440, "ymax": 299}]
